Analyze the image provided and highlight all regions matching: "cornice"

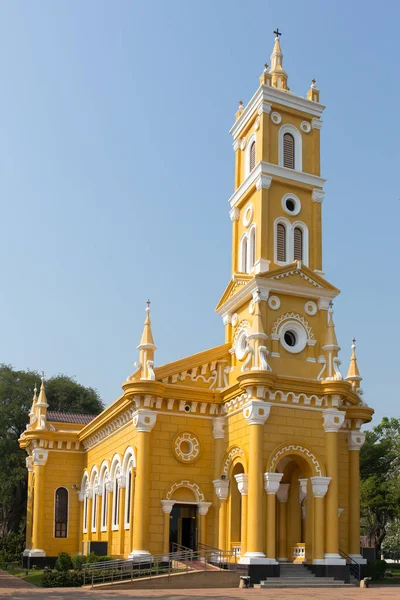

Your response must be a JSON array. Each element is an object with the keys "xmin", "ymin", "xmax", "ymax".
[
  {"xmin": 228, "ymin": 161, "xmax": 325, "ymax": 210},
  {"xmin": 216, "ymin": 275, "xmax": 339, "ymax": 319},
  {"xmin": 230, "ymin": 85, "xmax": 325, "ymax": 140}
]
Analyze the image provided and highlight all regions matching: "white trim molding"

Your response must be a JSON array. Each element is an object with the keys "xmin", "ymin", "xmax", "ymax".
[
  {"xmin": 279, "ymin": 124, "xmax": 302, "ymax": 172},
  {"xmin": 230, "ymin": 85, "xmax": 325, "ymax": 141}
]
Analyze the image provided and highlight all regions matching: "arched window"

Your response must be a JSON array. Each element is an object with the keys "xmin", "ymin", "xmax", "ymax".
[
  {"xmin": 283, "ymin": 133, "xmax": 295, "ymax": 169},
  {"xmin": 277, "ymin": 223, "xmax": 287, "ymax": 262},
  {"xmin": 54, "ymin": 487, "xmax": 68, "ymax": 538},
  {"xmin": 125, "ymin": 467, "xmax": 133, "ymax": 528},
  {"xmin": 239, "ymin": 234, "xmax": 248, "ymax": 273},
  {"xmin": 112, "ymin": 476, "xmax": 120, "ymax": 529},
  {"xmin": 293, "ymin": 227, "xmax": 303, "ymax": 260},
  {"xmin": 249, "ymin": 226, "xmax": 256, "ymax": 271},
  {"xmin": 249, "ymin": 141, "xmax": 256, "ymax": 172},
  {"xmin": 101, "ymin": 476, "xmax": 108, "ymax": 530}
]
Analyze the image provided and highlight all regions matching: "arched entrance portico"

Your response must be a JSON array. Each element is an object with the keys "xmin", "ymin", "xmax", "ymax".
[
  {"xmin": 161, "ymin": 480, "xmax": 211, "ymax": 557},
  {"xmin": 265, "ymin": 442, "xmax": 329, "ymax": 565}
]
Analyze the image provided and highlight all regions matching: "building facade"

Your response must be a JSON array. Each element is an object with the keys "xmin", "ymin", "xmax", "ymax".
[{"xmin": 20, "ymin": 34, "xmax": 373, "ymax": 580}]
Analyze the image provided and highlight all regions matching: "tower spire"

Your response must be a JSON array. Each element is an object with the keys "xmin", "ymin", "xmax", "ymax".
[
  {"xmin": 346, "ymin": 338, "xmax": 362, "ymax": 391},
  {"xmin": 35, "ymin": 375, "xmax": 49, "ymax": 429},
  {"xmin": 321, "ymin": 305, "xmax": 342, "ymax": 380},
  {"xmin": 137, "ymin": 301, "xmax": 156, "ymax": 380},
  {"xmin": 28, "ymin": 383, "xmax": 38, "ymax": 422},
  {"xmin": 269, "ymin": 29, "xmax": 288, "ymax": 90}
]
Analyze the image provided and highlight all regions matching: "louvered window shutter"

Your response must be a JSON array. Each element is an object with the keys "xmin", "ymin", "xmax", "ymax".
[
  {"xmin": 277, "ymin": 224, "xmax": 286, "ymax": 262},
  {"xmin": 293, "ymin": 227, "xmax": 303, "ymax": 260},
  {"xmin": 283, "ymin": 133, "xmax": 295, "ymax": 169},
  {"xmin": 249, "ymin": 141, "xmax": 256, "ymax": 172}
]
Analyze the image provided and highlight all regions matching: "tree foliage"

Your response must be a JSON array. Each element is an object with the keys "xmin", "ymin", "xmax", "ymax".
[
  {"xmin": 360, "ymin": 417, "xmax": 400, "ymax": 554},
  {"xmin": 0, "ymin": 364, "xmax": 104, "ymax": 536}
]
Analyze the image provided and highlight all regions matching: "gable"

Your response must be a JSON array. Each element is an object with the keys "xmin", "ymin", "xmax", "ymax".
[
  {"xmin": 216, "ymin": 274, "xmax": 252, "ymax": 311},
  {"xmin": 259, "ymin": 261, "xmax": 340, "ymax": 293}
]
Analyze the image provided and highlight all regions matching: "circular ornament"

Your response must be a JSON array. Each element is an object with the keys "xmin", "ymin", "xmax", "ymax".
[
  {"xmin": 254, "ymin": 116, "xmax": 260, "ymax": 131},
  {"xmin": 268, "ymin": 295, "xmax": 281, "ymax": 310},
  {"xmin": 242, "ymin": 204, "xmax": 254, "ymax": 227},
  {"xmin": 301, "ymin": 121, "xmax": 311, "ymax": 133},
  {"xmin": 235, "ymin": 329, "xmax": 248, "ymax": 361},
  {"xmin": 173, "ymin": 432, "xmax": 200, "ymax": 463},
  {"xmin": 240, "ymin": 138, "xmax": 247, "ymax": 151},
  {"xmin": 305, "ymin": 301, "xmax": 317, "ymax": 316},
  {"xmin": 231, "ymin": 313, "xmax": 238, "ymax": 327},
  {"xmin": 271, "ymin": 111, "xmax": 282, "ymax": 125}
]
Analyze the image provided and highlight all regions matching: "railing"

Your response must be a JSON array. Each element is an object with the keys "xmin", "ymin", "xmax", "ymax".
[
  {"xmin": 82, "ymin": 545, "xmax": 241, "ymax": 588},
  {"xmin": 293, "ymin": 544, "xmax": 306, "ymax": 562},
  {"xmin": 339, "ymin": 549, "xmax": 361, "ymax": 580}
]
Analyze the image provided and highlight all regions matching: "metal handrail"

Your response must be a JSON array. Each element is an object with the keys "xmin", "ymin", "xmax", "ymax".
[
  {"xmin": 83, "ymin": 546, "xmax": 241, "ymax": 588},
  {"xmin": 339, "ymin": 548, "xmax": 361, "ymax": 580}
]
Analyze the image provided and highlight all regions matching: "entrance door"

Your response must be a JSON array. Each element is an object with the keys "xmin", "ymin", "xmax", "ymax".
[{"xmin": 169, "ymin": 504, "xmax": 197, "ymax": 551}]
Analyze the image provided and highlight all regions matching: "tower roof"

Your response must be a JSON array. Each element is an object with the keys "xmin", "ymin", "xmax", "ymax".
[
  {"xmin": 138, "ymin": 302, "xmax": 156, "ymax": 349},
  {"xmin": 36, "ymin": 376, "xmax": 49, "ymax": 407},
  {"xmin": 323, "ymin": 305, "xmax": 339, "ymax": 348},
  {"xmin": 269, "ymin": 29, "xmax": 288, "ymax": 90},
  {"xmin": 347, "ymin": 338, "xmax": 361, "ymax": 379}
]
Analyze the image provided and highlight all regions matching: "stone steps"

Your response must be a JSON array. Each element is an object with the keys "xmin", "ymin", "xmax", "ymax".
[
  {"xmin": 253, "ymin": 563, "xmax": 355, "ymax": 588},
  {"xmin": 255, "ymin": 582, "xmax": 354, "ymax": 588}
]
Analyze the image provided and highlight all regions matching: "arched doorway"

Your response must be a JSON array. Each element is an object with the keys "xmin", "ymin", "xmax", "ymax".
[
  {"xmin": 229, "ymin": 462, "xmax": 244, "ymax": 555},
  {"xmin": 267, "ymin": 443, "xmax": 325, "ymax": 564}
]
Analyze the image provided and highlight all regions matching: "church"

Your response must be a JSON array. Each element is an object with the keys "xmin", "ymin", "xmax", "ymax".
[{"xmin": 19, "ymin": 33, "xmax": 373, "ymax": 583}]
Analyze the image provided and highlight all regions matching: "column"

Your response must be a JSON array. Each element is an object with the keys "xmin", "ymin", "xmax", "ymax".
[
  {"xmin": 310, "ymin": 476, "xmax": 331, "ymax": 563},
  {"xmin": 322, "ymin": 408, "xmax": 346, "ymax": 564},
  {"xmin": 213, "ymin": 479, "xmax": 229, "ymax": 550},
  {"xmin": 117, "ymin": 470, "xmax": 126, "ymax": 556},
  {"xmin": 198, "ymin": 502, "xmax": 212, "ymax": 546},
  {"xmin": 240, "ymin": 399, "xmax": 271, "ymax": 564},
  {"xmin": 130, "ymin": 409, "xmax": 157, "ymax": 557},
  {"xmin": 264, "ymin": 473, "xmax": 283, "ymax": 561},
  {"xmin": 24, "ymin": 458, "xmax": 34, "ymax": 553},
  {"xmin": 234, "ymin": 474, "xmax": 248, "ymax": 556},
  {"xmin": 212, "ymin": 417, "xmax": 226, "ymax": 548},
  {"xmin": 161, "ymin": 500, "xmax": 175, "ymax": 559},
  {"xmin": 348, "ymin": 430, "xmax": 367, "ymax": 563},
  {"xmin": 277, "ymin": 483, "xmax": 290, "ymax": 561},
  {"xmin": 299, "ymin": 478, "xmax": 308, "ymax": 544},
  {"xmin": 30, "ymin": 449, "xmax": 48, "ymax": 556},
  {"xmin": 95, "ymin": 483, "xmax": 102, "ymax": 538}
]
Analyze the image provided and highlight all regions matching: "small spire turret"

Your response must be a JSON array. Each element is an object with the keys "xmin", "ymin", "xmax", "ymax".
[
  {"xmin": 28, "ymin": 383, "xmax": 38, "ymax": 422},
  {"xmin": 321, "ymin": 305, "xmax": 342, "ymax": 380},
  {"xmin": 36, "ymin": 375, "xmax": 49, "ymax": 429},
  {"xmin": 307, "ymin": 78, "xmax": 320, "ymax": 102},
  {"xmin": 346, "ymin": 338, "xmax": 362, "ymax": 392},
  {"xmin": 137, "ymin": 301, "xmax": 156, "ymax": 380},
  {"xmin": 269, "ymin": 30, "xmax": 288, "ymax": 90}
]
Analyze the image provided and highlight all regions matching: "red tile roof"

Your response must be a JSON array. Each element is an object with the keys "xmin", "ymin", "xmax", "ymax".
[{"xmin": 47, "ymin": 411, "xmax": 96, "ymax": 425}]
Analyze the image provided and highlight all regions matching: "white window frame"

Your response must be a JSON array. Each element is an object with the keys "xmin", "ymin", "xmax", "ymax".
[
  {"xmin": 239, "ymin": 233, "xmax": 248, "ymax": 273},
  {"xmin": 292, "ymin": 221, "xmax": 309, "ymax": 266},
  {"xmin": 124, "ymin": 462, "xmax": 134, "ymax": 529},
  {"xmin": 244, "ymin": 133, "xmax": 257, "ymax": 179},
  {"xmin": 274, "ymin": 217, "xmax": 291, "ymax": 266},
  {"xmin": 83, "ymin": 494, "xmax": 88, "ymax": 534},
  {"xmin": 54, "ymin": 486, "xmax": 69, "ymax": 539},
  {"xmin": 248, "ymin": 224, "xmax": 256, "ymax": 271},
  {"xmin": 101, "ymin": 481, "xmax": 108, "ymax": 531},
  {"xmin": 279, "ymin": 124, "xmax": 302, "ymax": 172},
  {"xmin": 112, "ymin": 477, "xmax": 120, "ymax": 531},
  {"xmin": 274, "ymin": 218, "xmax": 309, "ymax": 266}
]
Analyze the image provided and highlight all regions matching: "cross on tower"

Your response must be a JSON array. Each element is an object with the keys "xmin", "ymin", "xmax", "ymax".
[
  {"xmin": 273, "ymin": 28, "xmax": 282, "ymax": 38},
  {"xmin": 146, "ymin": 299, "xmax": 151, "ymax": 308}
]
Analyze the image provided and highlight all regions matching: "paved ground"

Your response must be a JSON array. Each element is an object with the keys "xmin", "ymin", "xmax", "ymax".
[{"xmin": 1, "ymin": 573, "xmax": 400, "ymax": 600}]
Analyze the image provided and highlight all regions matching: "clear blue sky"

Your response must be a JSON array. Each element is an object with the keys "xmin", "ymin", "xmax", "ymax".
[{"xmin": 0, "ymin": 1, "xmax": 397, "ymax": 424}]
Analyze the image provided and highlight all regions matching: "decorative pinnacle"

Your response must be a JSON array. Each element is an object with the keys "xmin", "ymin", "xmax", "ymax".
[
  {"xmin": 239, "ymin": 100, "xmax": 243, "ymax": 106},
  {"xmin": 264, "ymin": 63, "xmax": 268, "ymax": 70},
  {"xmin": 34, "ymin": 383, "xmax": 37, "ymax": 394}
]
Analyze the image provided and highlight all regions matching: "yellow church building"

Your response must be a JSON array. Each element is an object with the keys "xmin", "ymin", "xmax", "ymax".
[{"xmin": 19, "ymin": 33, "xmax": 373, "ymax": 583}]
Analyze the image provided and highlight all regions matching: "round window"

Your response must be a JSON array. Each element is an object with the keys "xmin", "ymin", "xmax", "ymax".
[
  {"xmin": 282, "ymin": 194, "xmax": 301, "ymax": 216},
  {"xmin": 284, "ymin": 330, "xmax": 297, "ymax": 347},
  {"xmin": 280, "ymin": 321, "xmax": 307, "ymax": 354},
  {"xmin": 285, "ymin": 199, "xmax": 296, "ymax": 212},
  {"xmin": 235, "ymin": 329, "xmax": 248, "ymax": 361}
]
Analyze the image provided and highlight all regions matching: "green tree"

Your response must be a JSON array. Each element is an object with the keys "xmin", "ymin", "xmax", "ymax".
[
  {"xmin": 382, "ymin": 520, "xmax": 400, "ymax": 561},
  {"xmin": 360, "ymin": 417, "xmax": 400, "ymax": 555},
  {"xmin": 0, "ymin": 364, "xmax": 104, "ymax": 536}
]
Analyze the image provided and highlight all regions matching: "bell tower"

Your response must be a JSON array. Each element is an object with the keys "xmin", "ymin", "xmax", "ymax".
[{"xmin": 217, "ymin": 32, "xmax": 347, "ymax": 383}]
